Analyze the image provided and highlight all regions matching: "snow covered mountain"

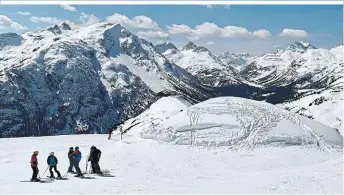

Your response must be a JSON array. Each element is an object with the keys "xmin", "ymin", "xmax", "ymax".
[
  {"xmin": 241, "ymin": 42, "xmax": 343, "ymax": 131},
  {"xmin": 279, "ymin": 45, "xmax": 344, "ymax": 132},
  {"xmin": 1, "ymin": 22, "xmax": 342, "ymax": 138},
  {"xmin": 0, "ymin": 22, "xmax": 215, "ymax": 137},
  {"xmin": 158, "ymin": 41, "xmax": 245, "ymax": 87},
  {"xmin": 286, "ymin": 40, "xmax": 317, "ymax": 52},
  {"xmin": 0, "ymin": 32, "xmax": 22, "ymax": 48},
  {"xmin": 155, "ymin": 41, "xmax": 178, "ymax": 54},
  {"xmin": 240, "ymin": 41, "xmax": 318, "ymax": 88},
  {"xmin": 216, "ymin": 52, "xmax": 253, "ymax": 71}
]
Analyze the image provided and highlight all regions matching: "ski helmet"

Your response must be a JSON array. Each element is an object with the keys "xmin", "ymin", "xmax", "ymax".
[
  {"xmin": 69, "ymin": 147, "xmax": 73, "ymax": 150},
  {"xmin": 75, "ymin": 146, "xmax": 79, "ymax": 150},
  {"xmin": 91, "ymin": 146, "xmax": 96, "ymax": 150},
  {"xmin": 33, "ymin": 151, "xmax": 39, "ymax": 155},
  {"xmin": 49, "ymin": 152, "xmax": 54, "ymax": 156}
]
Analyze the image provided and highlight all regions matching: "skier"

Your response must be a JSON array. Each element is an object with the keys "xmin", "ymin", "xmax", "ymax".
[
  {"xmin": 47, "ymin": 152, "xmax": 62, "ymax": 178},
  {"xmin": 107, "ymin": 128, "xmax": 113, "ymax": 140},
  {"xmin": 88, "ymin": 146, "xmax": 103, "ymax": 175},
  {"xmin": 30, "ymin": 151, "xmax": 40, "ymax": 181},
  {"xmin": 67, "ymin": 147, "xmax": 75, "ymax": 173},
  {"xmin": 108, "ymin": 121, "xmax": 125, "ymax": 140},
  {"xmin": 73, "ymin": 146, "xmax": 83, "ymax": 177}
]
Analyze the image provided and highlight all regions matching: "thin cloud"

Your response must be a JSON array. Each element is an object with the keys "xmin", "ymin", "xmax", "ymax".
[
  {"xmin": 167, "ymin": 22, "xmax": 269, "ymax": 39},
  {"xmin": 203, "ymin": 5, "xmax": 214, "ymax": 9},
  {"xmin": 206, "ymin": 41, "xmax": 216, "ymax": 46},
  {"xmin": 253, "ymin": 29, "xmax": 272, "ymax": 39},
  {"xmin": 167, "ymin": 24, "xmax": 192, "ymax": 35},
  {"xmin": 0, "ymin": 15, "xmax": 28, "ymax": 30},
  {"xmin": 79, "ymin": 12, "xmax": 100, "ymax": 25},
  {"xmin": 137, "ymin": 30, "xmax": 169, "ymax": 40},
  {"xmin": 279, "ymin": 28, "xmax": 308, "ymax": 38},
  {"xmin": 107, "ymin": 13, "xmax": 159, "ymax": 30},
  {"xmin": 16, "ymin": 11, "xmax": 32, "ymax": 16},
  {"xmin": 61, "ymin": 5, "xmax": 77, "ymax": 12},
  {"xmin": 221, "ymin": 26, "xmax": 251, "ymax": 38},
  {"xmin": 30, "ymin": 16, "xmax": 63, "ymax": 24}
]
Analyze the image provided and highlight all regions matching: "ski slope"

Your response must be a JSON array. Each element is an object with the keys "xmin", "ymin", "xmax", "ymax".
[{"xmin": 0, "ymin": 96, "xmax": 342, "ymax": 193}]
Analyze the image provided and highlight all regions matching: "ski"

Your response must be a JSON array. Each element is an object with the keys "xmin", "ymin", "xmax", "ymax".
[
  {"xmin": 20, "ymin": 178, "xmax": 54, "ymax": 183},
  {"xmin": 74, "ymin": 175, "xmax": 96, "ymax": 179},
  {"xmin": 80, "ymin": 176, "xmax": 96, "ymax": 179},
  {"xmin": 97, "ymin": 174, "xmax": 115, "ymax": 177},
  {"xmin": 46, "ymin": 176, "xmax": 69, "ymax": 180},
  {"xmin": 55, "ymin": 177, "xmax": 69, "ymax": 180}
]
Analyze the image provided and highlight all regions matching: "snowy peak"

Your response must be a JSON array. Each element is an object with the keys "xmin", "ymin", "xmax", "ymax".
[
  {"xmin": 0, "ymin": 33, "xmax": 22, "ymax": 48},
  {"xmin": 220, "ymin": 51, "xmax": 250, "ymax": 58},
  {"xmin": 217, "ymin": 52, "xmax": 252, "ymax": 70},
  {"xmin": 182, "ymin": 41, "xmax": 211, "ymax": 54},
  {"xmin": 45, "ymin": 22, "xmax": 72, "ymax": 35},
  {"xmin": 183, "ymin": 41, "xmax": 197, "ymax": 51},
  {"xmin": 155, "ymin": 42, "xmax": 178, "ymax": 54},
  {"xmin": 59, "ymin": 22, "xmax": 72, "ymax": 31},
  {"xmin": 286, "ymin": 40, "xmax": 317, "ymax": 52}
]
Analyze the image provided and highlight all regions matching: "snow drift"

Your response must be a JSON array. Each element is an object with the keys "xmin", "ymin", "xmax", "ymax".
[{"xmin": 126, "ymin": 96, "xmax": 343, "ymax": 150}]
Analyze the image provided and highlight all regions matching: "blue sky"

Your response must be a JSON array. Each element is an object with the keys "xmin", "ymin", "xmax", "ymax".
[{"xmin": 0, "ymin": 5, "xmax": 342, "ymax": 54}]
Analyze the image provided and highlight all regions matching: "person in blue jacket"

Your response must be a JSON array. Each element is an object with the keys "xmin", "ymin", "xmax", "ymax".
[
  {"xmin": 47, "ymin": 152, "xmax": 62, "ymax": 178},
  {"xmin": 73, "ymin": 146, "xmax": 83, "ymax": 177}
]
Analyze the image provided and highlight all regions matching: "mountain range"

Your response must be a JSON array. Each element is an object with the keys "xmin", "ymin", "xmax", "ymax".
[{"xmin": 0, "ymin": 22, "xmax": 342, "ymax": 137}]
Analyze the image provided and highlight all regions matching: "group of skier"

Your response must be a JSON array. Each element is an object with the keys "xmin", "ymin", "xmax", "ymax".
[{"xmin": 30, "ymin": 145, "xmax": 103, "ymax": 181}]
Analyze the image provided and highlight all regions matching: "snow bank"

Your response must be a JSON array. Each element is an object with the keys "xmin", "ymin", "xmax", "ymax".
[
  {"xmin": 121, "ymin": 96, "xmax": 191, "ymax": 137},
  {"xmin": 136, "ymin": 96, "xmax": 343, "ymax": 149}
]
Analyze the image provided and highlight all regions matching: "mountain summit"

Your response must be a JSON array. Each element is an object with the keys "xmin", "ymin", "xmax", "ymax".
[{"xmin": 286, "ymin": 40, "xmax": 317, "ymax": 52}]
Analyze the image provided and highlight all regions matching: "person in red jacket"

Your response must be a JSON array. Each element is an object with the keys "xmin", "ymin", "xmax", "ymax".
[{"xmin": 30, "ymin": 151, "xmax": 40, "ymax": 181}]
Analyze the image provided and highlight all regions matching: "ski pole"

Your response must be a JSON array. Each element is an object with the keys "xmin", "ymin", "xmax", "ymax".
[
  {"xmin": 85, "ymin": 155, "xmax": 89, "ymax": 174},
  {"xmin": 40, "ymin": 166, "xmax": 49, "ymax": 178}
]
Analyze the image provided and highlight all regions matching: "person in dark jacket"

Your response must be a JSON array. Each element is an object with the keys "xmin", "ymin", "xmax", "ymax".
[
  {"xmin": 30, "ymin": 151, "xmax": 40, "ymax": 181},
  {"xmin": 73, "ymin": 146, "xmax": 83, "ymax": 177},
  {"xmin": 47, "ymin": 152, "xmax": 62, "ymax": 178},
  {"xmin": 88, "ymin": 146, "xmax": 103, "ymax": 175},
  {"xmin": 67, "ymin": 147, "xmax": 75, "ymax": 173}
]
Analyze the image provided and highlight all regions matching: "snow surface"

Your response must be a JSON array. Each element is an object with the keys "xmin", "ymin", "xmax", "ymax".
[
  {"xmin": 127, "ymin": 97, "xmax": 341, "ymax": 150},
  {"xmin": 0, "ymin": 135, "xmax": 342, "ymax": 194},
  {"xmin": 0, "ymin": 96, "xmax": 343, "ymax": 193},
  {"xmin": 281, "ymin": 89, "xmax": 343, "ymax": 133}
]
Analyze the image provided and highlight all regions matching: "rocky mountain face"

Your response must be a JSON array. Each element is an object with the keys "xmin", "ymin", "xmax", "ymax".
[{"xmin": 0, "ymin": 22, "xmax": 215, "ymax": 137}]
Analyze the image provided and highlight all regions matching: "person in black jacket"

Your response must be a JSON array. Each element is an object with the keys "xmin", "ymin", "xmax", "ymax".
[
  {"xmin": 67, "ymin": 147, "xmax": 75, "ymax": 173},
  {"xmin": 47, "ymin": 152, "xmax": 62, "ymax": 178},
  {"xmin": 88, "ymin": 146, "xmax": 103, "ymax": 175}
]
